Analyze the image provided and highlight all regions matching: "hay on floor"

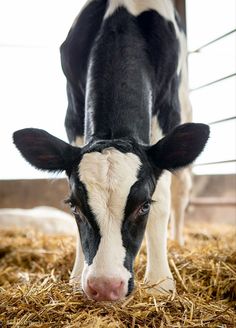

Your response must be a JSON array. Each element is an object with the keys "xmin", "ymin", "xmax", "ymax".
[{"xmin": 0, "ymin": 222, "xmax": 235, "ymax": 327}]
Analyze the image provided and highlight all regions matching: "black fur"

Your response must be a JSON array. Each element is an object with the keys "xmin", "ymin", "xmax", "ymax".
[
  {"xmin": 122, "ymin": 167, "xmax": 157, "ymax": 290},
  {"xmin": 13, "ymin": 128, "xmax": 80, "ymax": 172},
  {"xmin": 147, "ymin": 123, "xmax": 210, "ymax": 171},
  {"xmin": 136, "ymin": 10, "xmax": 181, "ymax": 134},
  {"xmin": 69, "ymin": 175, "xmax": 101, "ymax": 265},
  {"xmin": 60, "ymin": 0, "xmax": 108, "ymax": 142},
  {"xmin": 61, "ymin": 6, "xmax": 181, "ymax": 144},
  {"xmin": 84, "ymin": 8, "xmax": 153, "ymax": 143}
]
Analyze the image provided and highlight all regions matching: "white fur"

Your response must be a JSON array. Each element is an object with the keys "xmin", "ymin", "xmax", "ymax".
[
  {"xmin": 151, "ymin": 117, "xmax": 191, "ymax": 247},
  {"xmin": 84, "ymin": 60, "xmax": 95, "ymax": 143},
  {"xmin": 72, "ymin": 136, "xmax": 84, "ymax": 147},
  {"xmin": 150, "ymin": 116, "xmax": 164, "ymax": 145},
  {"xmin": 144, "ymin": 171, "xmax": 175, "ymax": 293},
  {"xmin": 0, "ymin": 206, "xmax": 76, "ymax": 235},
  {"xmin": 78, "ymin": 148, "xmax": 141, "ymax": 293},
  {"xmin": 170, "ymin": 28, "xmax": 192, "ymax": 246},
  {"xmin": 177, "ymin": 31, "xmax": 192, "ymax": 123},
  {"xmin": 105, "ymin": 0, "xmax": 175, "ymax": 22},
  {"xmin": 171, "ymin": 169, "xmax": 192, "ymax": 246},
  {"xmin": 70, "ymin": 230, "xmax": 85, "ymax": 287},
  {"xmin": 147, "ymin": 117, "xmax": 175, "ymax": 292}
]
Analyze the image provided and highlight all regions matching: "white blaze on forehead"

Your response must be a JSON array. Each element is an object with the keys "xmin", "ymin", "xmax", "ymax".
[
  {"xmin": 79, "ymin": 148, "xmax": 141, "ymax": 285},
  {"xmin": 79, "ymin": 148, "xmax": 141, "ymax": 223}
]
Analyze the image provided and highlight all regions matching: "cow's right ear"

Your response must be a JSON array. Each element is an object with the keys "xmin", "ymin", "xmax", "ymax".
[{"xmin": 13, "ymin": 128, "xmax": 81, "ymax": 172}]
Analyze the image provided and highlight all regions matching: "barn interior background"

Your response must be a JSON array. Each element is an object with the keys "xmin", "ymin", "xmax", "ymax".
[
  {"xmin": 0, "ymin": 0, "xmax": 235, "ymax": 224},
  {"xmin": 0, "ymin": 0, "xmax": 235, "ymax": 326}
]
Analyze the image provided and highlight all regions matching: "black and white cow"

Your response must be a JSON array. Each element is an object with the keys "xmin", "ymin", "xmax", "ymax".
[{"xmin": 13, "ymin": 0, "xmax": 209, "ymax": 301}]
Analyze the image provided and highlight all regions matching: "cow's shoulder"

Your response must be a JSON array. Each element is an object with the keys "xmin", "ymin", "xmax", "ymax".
[
  {"xmin": 135, "ymin": 7, "xmax": 181, "ymax": 134},
  {"xmin": 60, "ymin": 0, "xmax": 108, "ymax": 85}
]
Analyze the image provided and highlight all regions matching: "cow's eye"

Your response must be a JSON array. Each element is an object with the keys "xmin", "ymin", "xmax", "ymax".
[
  {"xmin": 71, "ymin": 205, "xmax": 88, "ymax": 224},
  {"xmin": 71, "ymin": 205, "xmax": 80, "ymax": 215},
  {"xmin": 138, "ymin": 201, "xmax": 151, "ymax": 216},
  {"xmin": 67, "ymin": 201, "xmax": 81, "ymax": 215}
]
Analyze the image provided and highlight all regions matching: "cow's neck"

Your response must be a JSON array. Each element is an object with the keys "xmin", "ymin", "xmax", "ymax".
[
  {"xmin": 84, "ymin": 76, "xmax": 152, "ymax": 145},
  {"xmin": 84, "ymin": 9, "xmax": 153, "ymax": 146}
]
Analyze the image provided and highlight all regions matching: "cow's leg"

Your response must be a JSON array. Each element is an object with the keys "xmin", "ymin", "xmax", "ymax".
[
  {"xmin": 144, "ymin": 171, "xmax": 175, "ymax": 293},
  {"xmin": 171, "ymin": 168, "xmax": 192, "ymax": 246},
  {"xmin": 70, "ymin": 230, "xmax": 85, "ymax": 288}
]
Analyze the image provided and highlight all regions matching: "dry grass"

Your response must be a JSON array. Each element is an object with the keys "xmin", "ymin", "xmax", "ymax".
[{"xmin": 0, "ymin": 222, "xmax": 235, "ymax": 327}]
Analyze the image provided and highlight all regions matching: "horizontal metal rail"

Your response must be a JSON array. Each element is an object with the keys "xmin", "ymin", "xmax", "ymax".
[
  {"xmin": 188, "ymin": 29, "xmax": 236, "ymax": 54},
  {"xmin": 190, "ymin": 73, "xmax": 236, "ymax": 92},
  {"xmin": 195, "ymin": 159, "xmax": 236, "ymax": 167},
  {"xmin": 209, "ymin": 116, "xmax": 236, "ymax": 125}
]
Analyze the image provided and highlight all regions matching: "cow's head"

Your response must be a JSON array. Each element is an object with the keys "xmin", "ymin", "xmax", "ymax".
[{"xmin": 13, "ymin": 123, "xmax": 209, "ymax": 301}]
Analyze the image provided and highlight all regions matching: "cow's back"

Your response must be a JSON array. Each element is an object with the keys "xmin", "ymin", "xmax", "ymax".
[{"xmin": 61, "ymin": 0, "xmax": 188, "ymax": 144}]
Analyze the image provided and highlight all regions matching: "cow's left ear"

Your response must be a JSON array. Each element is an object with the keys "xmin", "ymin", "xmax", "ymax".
[
  {"xmin": 146, "ymin": 123, "xmax": 210, "ymax": 171},
  {"xmin": 13, "ymin": 128, "xmax": 81, "ymax": 172}
]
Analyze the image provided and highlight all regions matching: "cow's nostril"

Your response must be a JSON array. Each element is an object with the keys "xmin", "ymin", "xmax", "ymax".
[
  {"xmin": 87, "ymin": 281, "xmax": 99, "ymax": 296},
  {"xmin": 90, "ymin": 289, "xmax": 98, "ymax": 297}
]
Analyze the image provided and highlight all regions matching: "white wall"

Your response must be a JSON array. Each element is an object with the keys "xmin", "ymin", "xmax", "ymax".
[
  {"xmin": 0, "ymin": 0, "xmax": 85, "ymax": 179},
  {"xmin": 186, "ymin": 0, "xmax": 236, "ymax": 174},
  {"xmin": 0, "ymin": 0, "xmax": 235, "ymax": 178}
]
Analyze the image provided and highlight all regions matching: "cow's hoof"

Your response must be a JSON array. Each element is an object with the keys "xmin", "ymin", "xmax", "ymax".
[
  {"xmin": 170, "ymin": 229, "xmax": 185, "ymax": 246},
  {"xmin": 175, "ymin": 233, "xmax": 185, "ymax": 247},
  {"xmin": 144, "ymin": 276, "xmax": 175, "ymax": 295}
]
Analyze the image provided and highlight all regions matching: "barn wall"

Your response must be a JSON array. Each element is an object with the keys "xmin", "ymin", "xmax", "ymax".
[
  {"xmin": 0, "ymin": 179, "xmax": 70, "ymax": 213},
  {"xmin": 0, "ymin": 176, "xmax": 235, "ymax": 225}
]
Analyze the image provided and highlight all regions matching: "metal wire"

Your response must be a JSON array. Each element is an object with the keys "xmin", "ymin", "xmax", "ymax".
[
  {"xmin": 190, "ymin": 73, "xmax": 236, "ymax": 92},
  {"xmin": 195, "ymin": 160, "xmax": 236, "ymax": 167},
  {"xmin": 188, "ymin": 29, "xmax": 236, "ymax": 54},
  {"xmin": 209, "ymin": 116, "xmax": 236, "ymax": 125}
]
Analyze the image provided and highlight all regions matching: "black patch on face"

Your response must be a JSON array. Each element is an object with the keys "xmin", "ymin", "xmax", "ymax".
[
  {"xmin": 80, "ymin": 136, "xmax": 149, "ymax": 160},
  {"xmin": 127, "ymin": 277, "xmax": 134, "ymax": 296},
  {"xmin": 121, "ymin": 160, "xmax": 158, "ymax": 295},
  {"xmin": 68, "ymin": 173, "xmax": 101, "ymax": 266}
]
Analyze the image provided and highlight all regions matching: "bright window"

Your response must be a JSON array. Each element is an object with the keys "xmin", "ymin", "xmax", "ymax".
[
  {"xmin": 0, "ymin": 0, "xmax": 85, "ymax": 179},
  {"xmin": 1, "ymin": 0, "xmax": 235, "ymax": 179},
  {"xmin": 186, "ymin": 0, "xmax": 236, "ymax": 175}
]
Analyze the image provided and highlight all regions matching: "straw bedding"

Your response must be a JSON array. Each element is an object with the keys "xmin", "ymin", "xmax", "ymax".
[{"xmin": 0, "ymin": 222, "xmax": 235, "ymax": 327}]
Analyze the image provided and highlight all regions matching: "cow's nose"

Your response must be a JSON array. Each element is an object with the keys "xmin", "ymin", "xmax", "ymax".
[{"xmin": 86, "ymin": 277, "xmax": 125, "ymax": 301}]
